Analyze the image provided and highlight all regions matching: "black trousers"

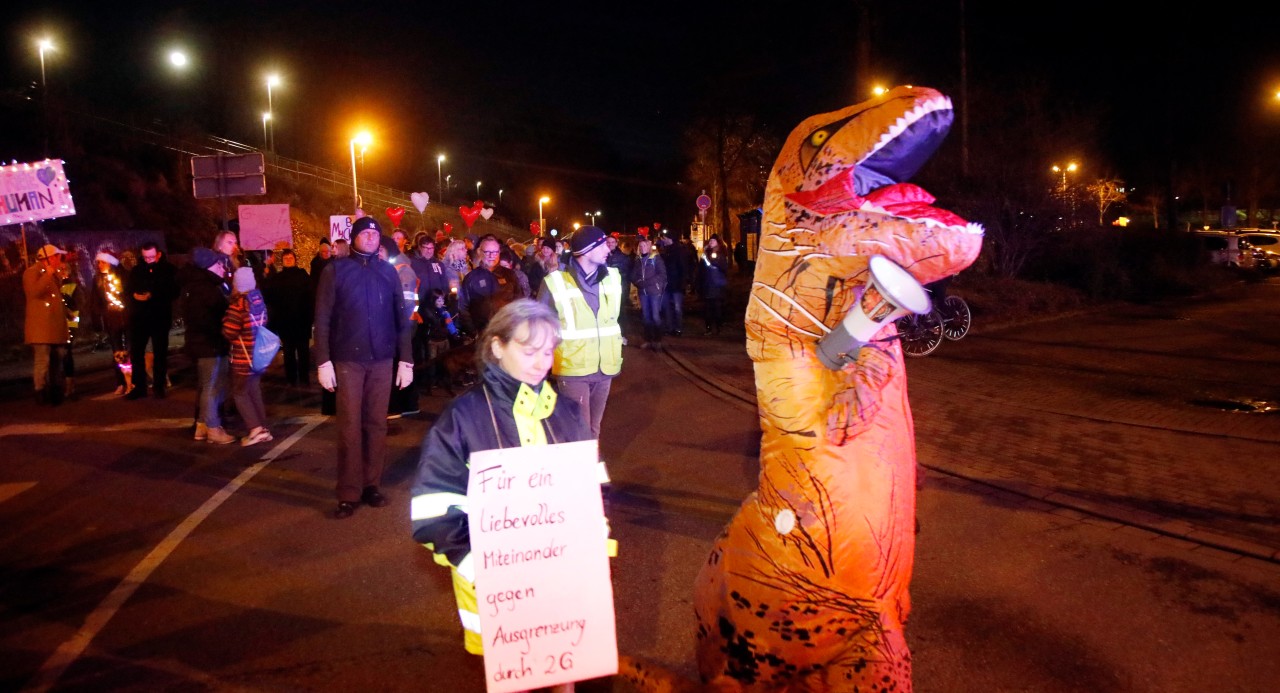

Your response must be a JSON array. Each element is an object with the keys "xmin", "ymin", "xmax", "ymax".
[
  {"xmin": 129, "ymin": 316, "xmax": 170, "ymax": 394},
  {"xmin": 281, "ymin": 331, "xmax": 311, "ymax": 385}
]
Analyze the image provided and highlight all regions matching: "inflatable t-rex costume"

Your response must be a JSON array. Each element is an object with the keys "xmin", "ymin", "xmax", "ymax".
[{"xmin": 693, "ymin": 86, "xmax": 984, "ymax": 690}]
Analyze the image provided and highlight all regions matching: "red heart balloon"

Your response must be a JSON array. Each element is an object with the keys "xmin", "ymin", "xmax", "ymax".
[
  {"xmin": 638, "ymin": 226, "xmax": 650, "ymax": 237},
  {"xmin": 530, "ymin": 222, "xmax": 541, "ymax": 235},
  {"xmin": 459, "ymin": 205, "xmax": 481, "ymax": 228},
  {"xmin": 386, "ymin": 206, "xmax": 406, "ymax": 228},
  {"xmin": 473, "ymin": 200, "xmax": 484, "ymax": 210},
  {"xmin": 442, "ymin": 222, "xmax": 453, "ymax": 234}
]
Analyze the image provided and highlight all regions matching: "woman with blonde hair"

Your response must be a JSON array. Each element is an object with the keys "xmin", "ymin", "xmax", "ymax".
[{"xmin": 442, "ymin": 239, "xmax": 470, "ymax": 305}]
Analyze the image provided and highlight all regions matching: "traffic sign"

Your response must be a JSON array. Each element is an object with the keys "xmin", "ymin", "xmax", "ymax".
[
  {"xmin": 696, "ymin": 194, "xmax": 711, "ymax": 211},
  {"xmin": 191, "ymin": 153, "xmax": 267, "ymax": 200}
]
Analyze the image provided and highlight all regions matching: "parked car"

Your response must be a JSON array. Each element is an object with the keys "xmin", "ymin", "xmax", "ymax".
[
  {"xmin": 1238, "ymin": 232, "xmax": 1280, "ymax": 269},
  {"xmin": 1194, "ymin": 230, "xmax": 1253, "ymax": 268}
]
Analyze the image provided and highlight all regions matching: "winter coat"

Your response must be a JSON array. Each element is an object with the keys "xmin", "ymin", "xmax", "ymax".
[
  {"xmin": 660, "ymin": 243, "xmax": 693, "ymax": 293},
  {"xmin": 180, "ymin": 264, "xmax": 231, "ymax": 358},
  {"xmin": 223, "ymin": 290, "xmax": 268, "ymax": 376},
  {"xmin": 23, "ymin": 262, "xmax": 70, "ymax": 345},
  {"xmin": 262, "ymin": 265, "xmax": 312, "ymax": 339},
  {"xmin": 630, "ymin": 251, "xmax": 667, "ymax": 296},
  {"xmin": 699, "ymin": 247, "xmax": 730, "ymax": 299},
  {"xmin": 313, "ymin": 248, "xmax": 413, "ymax": 365},
  {"xmin": 126, "ymin": 257, "xmax": 178, "ymax": 323},
  {"xmin": 409, "ymin": 364, "xmax": 593, "ymax": 568}
]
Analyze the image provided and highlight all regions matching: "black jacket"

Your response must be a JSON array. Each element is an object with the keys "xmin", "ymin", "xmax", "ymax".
[
  {"xmin": 126, "ymin": 258, "xmax": 179, "ymax": 322},
  {"xmin": 313, "ymin": 249, "xmax": 413, "ymax": 364},
  {"xmin": 179, "ymin": 264, "xmax": 230, "ymax": 358},
  {"xmin": 263, "ymin": 265, "xmax": 313, "ymax": 338},
  {"xmin": 409, "ymin": 365, "xmax": 592, "ymax": 567}
]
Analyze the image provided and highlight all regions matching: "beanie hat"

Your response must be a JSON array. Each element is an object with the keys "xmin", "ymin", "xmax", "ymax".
[
  {"xmin": 192, "ymin": 247, "xmax": 221, "ymax": 269},
  {"xmin": 233, "ymin": 267, "xmax": 256, "ymax": 293},
  {"xmin": 379, "ymin": 236, "xmax": 397, "ymax": 258},
  {"xmin": 319, "ymin": 237, "xmax": 330, "ymax": 246},
  {"xmin": 571, "ymin": 226, "xmax": 607, "ymax": 256},
  {"xmin": 95, "ymin": 250, "xmax": 120, "ymax": 266},
  {"xmin": 352, "ymin": 216, "xmax": 382, "ymax": 236}
]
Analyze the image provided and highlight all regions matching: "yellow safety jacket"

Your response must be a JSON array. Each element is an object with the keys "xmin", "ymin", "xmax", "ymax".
[{"xmin": 544, "ymin": 267, "xmax": 623, "ymax": 377}]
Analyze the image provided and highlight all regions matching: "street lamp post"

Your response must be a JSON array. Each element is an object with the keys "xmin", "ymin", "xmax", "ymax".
[
  {"xmin": 265, "ymin": 74, "xmax": 280, "ymax": 153},
  {"xmin": 350, "ymin": 131, "xmax": 372, "ymax": 214},
  {"xmin": 437, "ymin": 154, "xmax": 445, "ymax": 203},
  {"xmin": 538, "ymin": 196, "xmax": 551, "ymax": 237},
  {"xmin": 476, "ymin": 181, "xmax": 482, "ymax": 198},
  {"xmin": 1052, "ymin": 161, "xmax": 1080, "ymax": 227},
  {"xmin": 498, "ymin": 189, "xmax": 504, "ymax": 204},
  {"xmin": 262, "ymin": 112, "xmax": 271, "ymax": 149},
  {"xmin": 585, "ymin": 210, "xmax": 602, "ymax": 227}
]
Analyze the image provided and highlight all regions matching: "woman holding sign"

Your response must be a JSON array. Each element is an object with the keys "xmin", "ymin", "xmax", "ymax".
[{"xmin": 411, "ymin": 299, "xmax": 595, "ymax": 664}]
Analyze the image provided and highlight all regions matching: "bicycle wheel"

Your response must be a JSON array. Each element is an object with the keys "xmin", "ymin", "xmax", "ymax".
[
  {"xmin": 942, "ymin": 295, "xmax": 971, "ymax": 341},
  {"xmin": 897, "ymin": 310, "xmax": 943, "ymax": 357}
]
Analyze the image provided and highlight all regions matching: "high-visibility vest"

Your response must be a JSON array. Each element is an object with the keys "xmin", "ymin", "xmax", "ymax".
[{"xmin": 544, "ymin": 268, "xmax": 623, "ymax": 377}]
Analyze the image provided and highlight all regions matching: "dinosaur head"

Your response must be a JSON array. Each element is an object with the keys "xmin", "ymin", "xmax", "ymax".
[{"xmin": 765, "ymin": 85, "xmax": 983, "ymax": 286}]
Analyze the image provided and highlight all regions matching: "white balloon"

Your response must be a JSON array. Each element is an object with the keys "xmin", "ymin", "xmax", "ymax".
[
  {"xmin": 480, "ymin": 207, "xmax": 494, "ymax": 220},
  {"xmin": 411, "ymin": 192, "xmax": 430, "ymax": 213}
]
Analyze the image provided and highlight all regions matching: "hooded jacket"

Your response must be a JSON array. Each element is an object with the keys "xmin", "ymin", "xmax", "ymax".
[
  {"xmin": 180, "ymin": 255, "xmax": 231, "ymax": 359},
  {"xmin": 313, "ymin": 245, "xmax": 413, "ymax": 364}
]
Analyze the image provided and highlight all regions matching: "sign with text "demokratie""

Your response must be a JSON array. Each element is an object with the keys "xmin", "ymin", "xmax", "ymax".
[
  {"xmin": 1, "ymin": 159, "xmax": 76, "ymax": 226},
  {"xmin": 467, "ymin": 439, "xmax": 617, "ymax": 692}
]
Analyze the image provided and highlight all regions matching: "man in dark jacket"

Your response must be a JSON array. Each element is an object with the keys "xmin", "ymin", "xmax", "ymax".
[
  {"xmin": 263, "ymin": 249, "xmax": 313, "ymax": 386},
  {"xmin": 124, "ymin": 242, "xmax": 179, "ymax": 399},
  {"xmin": 660, "ymin": 236, "xmax": 692, "ymax": 336},
  {"xmin": 314, "ymin": 216, "xmax": 415, "ymax": 519},
  {"xmin": 459, "ymin": 234, "xmax": 518, "ymax": 334},
  {"xmin": 181, "ymin": 246, "xmax": 235, "ymax": 444},
  {"xmin": 408, "ymin": 233, "xmax": 450, "ymax": 371}
]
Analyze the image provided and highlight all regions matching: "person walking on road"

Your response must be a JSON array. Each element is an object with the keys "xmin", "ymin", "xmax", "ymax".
[
  {"xmin": 263, "ymin": 249, "xmax": 313, "ymax": 387},
  {"xmin": 537, "ymin": 225, "xmax": 623, "ymax": 446},
  {"xmin": 124, "ymin": 242, "xmax": 178, "ymax": 399},
  {"xmin": 313, "ymin": 216, "xmax": 415, "ymax": 519},
  {"xmin": 630, "ymin": 236, "xmax": 667, "ymax": 350},
  {"xmin": 23, "ymin": 244, "xmax": 71, "ymax": 405},
  {"xmin": 223, "ymin": 267, "xmax": 273, "ymax": 446},
  {"xmin": 699, "ymin": 234, "xmax": 730, "ymax": 336},
  {"xmin": 410, "ymin": 299, "xmax": 595, "ymax": 660},
  {"xmin": 181, "ymin": 247, "xmax": 235, "ymax": 444}
]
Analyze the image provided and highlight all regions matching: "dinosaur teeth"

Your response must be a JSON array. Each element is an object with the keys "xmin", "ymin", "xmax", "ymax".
[{"xmin": 868, "ymin": 96, "xmax": 954, "ymax": 162}]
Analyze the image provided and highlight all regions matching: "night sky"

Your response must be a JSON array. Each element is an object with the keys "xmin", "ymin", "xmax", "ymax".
[{"xmin": 5, "ymin": 1, "xmax": 1279, "ymax": 231}]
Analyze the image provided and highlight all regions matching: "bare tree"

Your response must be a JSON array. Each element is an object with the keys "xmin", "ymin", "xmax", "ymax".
[
  {"xmin": 1085, "ymin": 178, "xmax": 1127, "ymax": 226},
  {"xmin": 682, "ymin": 114, "xmax": 778, "ymax": 246}
]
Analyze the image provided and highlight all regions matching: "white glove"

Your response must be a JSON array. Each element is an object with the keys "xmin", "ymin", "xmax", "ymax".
[
  {"xmin": 396, "ymin": 361, "xmax": 414, "ymax": 389},
  {"xmin": 317, "ymin": 361, "xmax": 336, "ymax": 391}
]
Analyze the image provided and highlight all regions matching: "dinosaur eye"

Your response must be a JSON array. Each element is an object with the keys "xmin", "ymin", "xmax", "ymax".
[{"xmin": 808, "ymin": 130, "xmax": 831, "ymax": 148}]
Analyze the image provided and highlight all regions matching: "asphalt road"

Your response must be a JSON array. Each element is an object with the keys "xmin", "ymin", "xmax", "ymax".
[{"xmin": 1, "ymin": 278, "xmax": 1278, "ymax": 692}]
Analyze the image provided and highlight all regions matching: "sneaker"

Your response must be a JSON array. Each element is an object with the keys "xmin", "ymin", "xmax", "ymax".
[
  {"xmin": 361, "ymin": 486, "xmax": 389, "ymax": 508},
  {"xmin": 194, "ymin": 422, "xmax": 208, "ymax": 441},
  {"xmin": 241, "ymin": 427, "xmax": 273, "ymax": 447},
  {"xmin": 205, "ymin": 426, "xmax": 236, "ymax": 445},
  {"xmin": 113, "ymin": 385, "xmax": 126, "ymax": 396}
]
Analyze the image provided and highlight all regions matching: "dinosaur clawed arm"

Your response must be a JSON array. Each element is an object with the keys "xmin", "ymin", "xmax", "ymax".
[{"xmin": 826, "ymin": 343, "xmax": 896, "ymax": 446}]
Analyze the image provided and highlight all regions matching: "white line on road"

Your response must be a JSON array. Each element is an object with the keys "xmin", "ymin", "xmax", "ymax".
[{"xmin": 21, "ymin": 415, "xmax": 327, "ymax": 693}]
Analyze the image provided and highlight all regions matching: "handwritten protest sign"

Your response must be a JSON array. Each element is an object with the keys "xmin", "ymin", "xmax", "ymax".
[
  {"xmin": 329, "ymin": 215, "xmax": 353, "ymax": 244},
  {"xmin": 468, "ymin": 440, "xmax": 617, "ymax": 692},
  {"xmin": 1, "ymin": 159, "xmax": 76, "ymax": 226},
  {"xmin": 237, "ymin": 204, "xmax": 291, "ymax": 250}
]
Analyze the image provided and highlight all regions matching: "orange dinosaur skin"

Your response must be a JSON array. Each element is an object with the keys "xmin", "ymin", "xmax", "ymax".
[{"xmin": 694, "ymin": 87, "xmax": 983, "ymax": 691}]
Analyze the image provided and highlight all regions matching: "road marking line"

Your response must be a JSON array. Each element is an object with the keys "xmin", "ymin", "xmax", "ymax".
[
  {"xmin": 0, "ymin": 419, "xmax": 193, "ymax": 439},
  {"xmin": 22, "ymin": 415, "xmax": 326, "ymax": 693}
]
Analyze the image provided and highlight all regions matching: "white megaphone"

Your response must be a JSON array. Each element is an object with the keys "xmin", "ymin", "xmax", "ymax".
[{"xmin": 817, "ymin": 255, "xmax": 932, "ymax": 370}]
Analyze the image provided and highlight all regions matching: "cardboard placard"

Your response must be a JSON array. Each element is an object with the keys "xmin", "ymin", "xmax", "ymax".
[
  {"xmin": 237, "ymin": 204, "xmax": 291, "ymax": 250},
  {"xmin": 467, "ymin": 440, "xmax": 617, "ymax": 692},
  {"xmin": 329, "ymin": 215, "xmax": 353, "ymax": 244}
]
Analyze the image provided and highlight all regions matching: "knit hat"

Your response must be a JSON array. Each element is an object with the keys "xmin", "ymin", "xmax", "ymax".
[
  {"xmin": 192, "ymin": 247, "xmax": 221, "ymax": 269},
  {"xmin": 319, "ymin": 237, "xmax": 330, "ymax": 246},
  {"xmin": 233, "ymin": 266, "xmax": 256, "ymax": 293},
  {"xmin": 95, "ymin": 250, "xmax": 120, "ymax": 266},
  {"xmin": 36, "ymin": 244, "xmax": 65, "ymax": 261},
  {"xmin": 571, "ymin": 226, "xmax": 607, "ymax": 256},
  {"xmin": 352, "ymin": 216, "xmax": 382, "ymax": 236}
]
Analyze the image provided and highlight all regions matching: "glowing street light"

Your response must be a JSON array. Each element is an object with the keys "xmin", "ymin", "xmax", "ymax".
[
  {"xmin": 350, "ymin": 131, "xmax": 372, "ymax": 213},
  {"xmin": 538, "ymin": 196, "xmax": 551, "ymax": 237},
  {"xmin": 476, "ymin": 180, "xmax": 482, "ymax": 198},
  {"xmin": 585, "ymin": 210, "xmax": 602, "ymax": 226},
  {"xmin": 265, "ymin": 73, "xmax": 281, "ymax": 153},
  {"xmin": 437, "ymin": 154, "xmax": 445, "ymax": 201},
  {"xmin": 36, "ymin": 38, "xmax": 55, "ymax": 156},
  {"xmin": 498, "ymin": 189, "xmax": 504, "ymax": 204},
  {"xmin": 168, "ymin": 49, "xmax": 188, "ymax": 69}
]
